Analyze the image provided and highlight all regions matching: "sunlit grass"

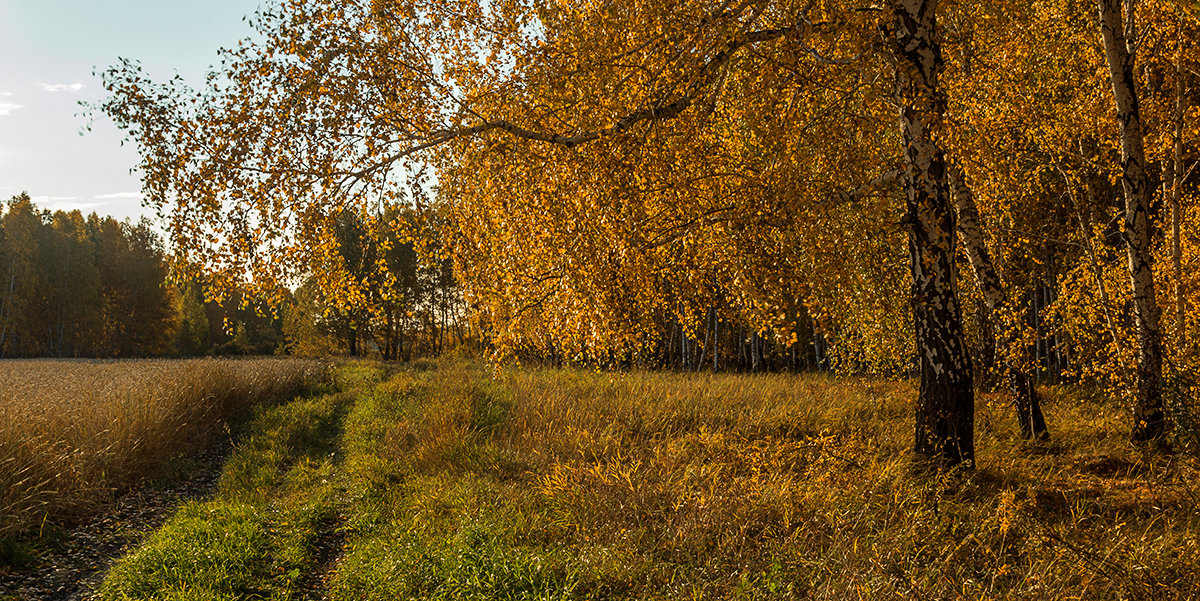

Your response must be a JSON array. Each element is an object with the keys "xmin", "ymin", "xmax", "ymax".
[
  {"xmin": 344, "ymin": 363, "xmax": 1199, "ymax": 599},
  {"xmin": 99, "ymin": 360, "xmax": 1200, "ymax": 600}
]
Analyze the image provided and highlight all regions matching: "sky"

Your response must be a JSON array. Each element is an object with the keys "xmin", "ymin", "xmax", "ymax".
[{"xmin": 0, "ymin": 0, "xmax": 263, "ymax": 220}]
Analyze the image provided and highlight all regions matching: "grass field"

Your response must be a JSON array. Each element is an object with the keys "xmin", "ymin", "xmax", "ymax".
[
  {"xmin": 94, "ymin": 360, "xmax": 1199, "ymax": 600},
  {"xmin": 0, "ymin": 358, "xmax": 325, "ymax": 559}
]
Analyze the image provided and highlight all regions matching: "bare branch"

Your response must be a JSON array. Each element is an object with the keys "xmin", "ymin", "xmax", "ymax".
[{"xmin": 822, "ymin": 167, "xmax": 902, "ymax": 207}]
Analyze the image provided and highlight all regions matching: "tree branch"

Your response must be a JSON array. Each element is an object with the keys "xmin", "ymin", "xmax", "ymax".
[
  {"xmin": 407, "ymin": 26, "xmax": 807, "ymax": 154},
  {"xmin": 821, "ymin": 167, "xmax": 903, "ymax": 207}
]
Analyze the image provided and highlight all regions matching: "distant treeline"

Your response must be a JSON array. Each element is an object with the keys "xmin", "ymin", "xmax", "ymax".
[
  {"xmin": 0, "ymin": 193, "xmax": 467, "ymax": 359},
  {"xmin": 282, "ymin": 206, "xmax": 471, "ymax": 360},
  {"xmin": 0, "ymin": 193, "xmax": 282, "ymax": 358}
]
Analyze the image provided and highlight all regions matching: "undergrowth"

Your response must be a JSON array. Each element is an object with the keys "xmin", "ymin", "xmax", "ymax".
[{"xmin": 97, "ymin": 360, "xmax": 1200, "ymax": 600}]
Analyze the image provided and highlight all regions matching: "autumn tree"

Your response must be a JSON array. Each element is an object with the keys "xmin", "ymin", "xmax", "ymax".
[
  {"xmin": 939, "ymin": 0, "xmax": 1200, "ymax": 443},
  {"xmin": 1097, "ymin": 0, "xmax": 1168, "ymax": 443},
  {"xmin": 88, "ymin": 216, "xmax": 175, "ymax": 356},
  {"xmin": 283, "ymin": 278, "xmax": 341, "ymax": 357},
  {"xmin": 280, "ymin": 203, "xmax": 464, "ymax": 359},
  {"xmin": 0, "ymin": 195, "xmax": 46, "ymax": 357},
  {"xmin": 882, "ymin": 0, "xmax": 976, "ymax": 466},
  {"xmin": 0, "ymin": 194, "xmax": 194, "ymax": 357},
  {"xmin": 112, "ymin": 0, "xmax": 1200, "ymax": 467},
  {"xmin": 42, "ymin": 210, "xmax": 103, "ymax": 356},
  {"xmin": 172, "ymin": 279, "xmax": 212, "ymax": 355}
]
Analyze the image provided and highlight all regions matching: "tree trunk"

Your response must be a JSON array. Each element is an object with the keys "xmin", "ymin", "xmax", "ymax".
[
  {"xmin": 1171, "ymin": 37, "xmax": 1186, "ymax": 344},
  {"xmin": 948, "ymin": 163, "xmax": 1049, "ymax": 440},
  {"xmin": 810, "ymin": 315, "xmax": 824, "ymax": 369},
  {"xmin": 682, "ymin": 327, "xmax": 690, "ymax": 369},
  {"xmin": 975, "ymin": 296, "xmax": 998, "ymax": 389},
  {"xmin": 713, "ymin": 311, "xmax": 720, "ymax": 372},
  {"xmin": 889, "ymin": 0, "xmax": 975, "ymax": 469},
  {"xmin": 1098, "ymin": 0, "xmax": 1166, "ymax": 443},
  {"xmin": 751, "ymin": 330, "xmax": 763, "ymax": 373}
]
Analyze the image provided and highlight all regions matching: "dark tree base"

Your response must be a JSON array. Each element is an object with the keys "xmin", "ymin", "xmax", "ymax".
[
  {"xmin": 914, "ymin": 372, "xmax": 976, "ymax": 470},
  {"xmin": 1011, "ymin": 371, "xmax": 1049, "ymax": 441}
]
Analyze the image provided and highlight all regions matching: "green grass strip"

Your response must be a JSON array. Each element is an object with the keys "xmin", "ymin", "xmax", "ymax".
[{"xmin": 100, "ymin": 363, "xmax": 385, "ymax": 600}]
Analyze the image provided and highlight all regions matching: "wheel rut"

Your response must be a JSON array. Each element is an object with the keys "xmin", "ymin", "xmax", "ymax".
[{"xmin": 299, "ymin": 514, "xmax": 348, "ymax": 601}]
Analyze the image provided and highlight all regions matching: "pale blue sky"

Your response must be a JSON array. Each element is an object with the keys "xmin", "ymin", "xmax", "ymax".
[{"xmin": 0, "ymin": 0, "xmax": 263, "ymax": 219}]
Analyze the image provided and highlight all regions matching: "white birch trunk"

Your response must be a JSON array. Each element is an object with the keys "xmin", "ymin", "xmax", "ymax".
[
  {"xmin": 889, "ymin": 0, "xmax": 975, "ymax": 468},
  {"xmin": 947, "ymin": 163, "xmax": 1048, "ymax": 440},
  {"xmin": 1098, "ymin": 0, "xmax": 1166, "ymax": 443}
]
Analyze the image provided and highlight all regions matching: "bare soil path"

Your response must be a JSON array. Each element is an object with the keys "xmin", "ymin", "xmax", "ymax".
[{"xmin": 298, "ymin": 515, "xmax": 348, "ymax": 601}]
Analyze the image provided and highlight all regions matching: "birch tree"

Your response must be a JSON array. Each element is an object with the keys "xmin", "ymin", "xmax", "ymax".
[
  {"xmin": 947, "ymin": 163, "xmax": 1048, "ymax": 441},
  {"xmin": 1098, "ymin": 0, "xmax": 1167, "ymax": 443},
  {"xmin": 96, "ymin": 0, "xmax": 1006, "ymax": 467},
  {"xmin": 886, "ymin": 0, "xmax": 974, "ymax": 466}
]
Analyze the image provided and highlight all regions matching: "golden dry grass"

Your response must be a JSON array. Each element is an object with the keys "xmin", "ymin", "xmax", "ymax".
[
  {"xmin": 85, "ymin": 361, "xmax": 1200, "ymax": 599},
  {"xmin": 0, "ymin": 358, "xmax": 324, "ymax": 542},
  {"xmin": 354, "ymin": 363, "xmax": 1200, "ymax": 599}
]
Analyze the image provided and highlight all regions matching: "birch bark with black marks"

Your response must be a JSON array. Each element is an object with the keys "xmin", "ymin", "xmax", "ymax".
[
  {"xmin": 888, "ymin": 0, "xmax": 975, "ymax": 468},
  {"xmin": 974, "ymin": 299, "xmax": 997, "ymax": 388},
  {"xmin": 948, "ymin": 163, "xmax": 1049, "ymax": 440},
  {"xmin": 1098, "ymin": 0, "xmax": 1166, "ymax": 443}
]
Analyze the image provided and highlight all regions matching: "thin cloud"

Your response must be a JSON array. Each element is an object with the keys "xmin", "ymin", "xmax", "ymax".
[
  {"xmin": 0, "ymin": 102, "xmax": 23, "ymax": 116},
  {"xmin": 94, "ymin": 192, "xmax": 143, "ymax": 200},
  {"xmin": 40, "ymin": 82, "xmax": 86, "ymax": 93},
  {"xmin": 31, "ymin": 196, "xmax": 107, "ymax": 212}
]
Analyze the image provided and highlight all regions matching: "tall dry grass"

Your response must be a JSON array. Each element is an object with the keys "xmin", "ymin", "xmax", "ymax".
[
  {"xmin": 368, "ymin": 363, "xmax": 1200, "ymax": 599},
  {"xmin": 0, "ymin": 358, "xmax": 324, "ymax": 541}
]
